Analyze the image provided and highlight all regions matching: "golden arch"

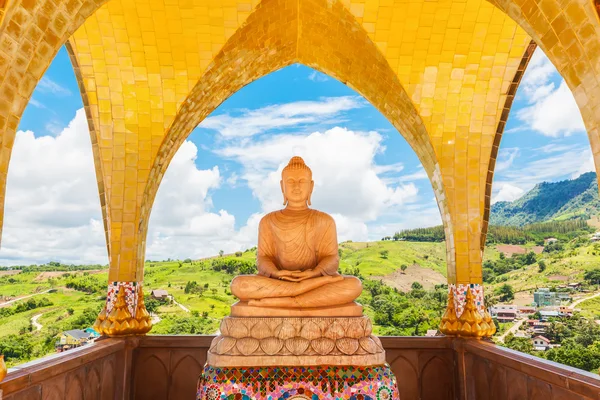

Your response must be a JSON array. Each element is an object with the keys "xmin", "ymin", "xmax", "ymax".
[
  {"xmin": 134, "ymin": 0, "xmax": 451, "ymax": 282},
  {"xmin": 2, "ymin": 0, "xmax": 599, "ymax": 331}
]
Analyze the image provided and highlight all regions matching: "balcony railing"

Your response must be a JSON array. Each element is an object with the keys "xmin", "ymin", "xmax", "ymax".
[{"xmin": 1, "ymin": 336, "xmax": 599, "ymax": 399}]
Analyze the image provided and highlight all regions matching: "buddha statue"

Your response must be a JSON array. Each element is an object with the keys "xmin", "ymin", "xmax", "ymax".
[{"xmin": 230, "ymin": 156, "xmax": 362, "ymax": 313}]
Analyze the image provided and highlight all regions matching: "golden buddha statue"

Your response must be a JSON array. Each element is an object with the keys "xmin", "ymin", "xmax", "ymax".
[{"xmin": 230, "ymin": 156, "xmax": 362, "ymax": 314}]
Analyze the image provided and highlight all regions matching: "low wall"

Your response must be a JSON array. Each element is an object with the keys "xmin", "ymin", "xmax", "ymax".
[
  {"xmin": 0, "ymin": 339, "xmax": 128, "ymax": 400},
  {"xmin": 1, "ymin": 335, "xmax": 599, "ymax": 400},
  {"xmin": 457, "ymin": 339, "xmax": 600, "ymax": 400},
  {"xmin": 130, "ymin": 336, "xmax": 457, "ymax": 400}
]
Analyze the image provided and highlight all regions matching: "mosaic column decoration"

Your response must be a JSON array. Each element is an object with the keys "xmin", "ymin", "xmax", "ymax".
[
  {"xmin": 93, "ymin": 283, "xmax": 152, "ymax": 336},
  {"xmin": 439, "ymin": 286, "xmax": 495, "ymax": 338}
]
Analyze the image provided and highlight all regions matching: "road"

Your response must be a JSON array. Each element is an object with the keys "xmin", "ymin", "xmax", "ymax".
[
  {"xmin": 31, "ymin": 313, "xmax": 43, "ymax": 331},
  {"xmin": 0, "ymin": 289, "xmax": 53, "ymax": 308},
  {"xmin": 169, "ymin": 295, "xmax": 190, "ymax": 313},
  {"xmin": 497, "ymin": 317, "xmax": 527, "ymax": 343},
  {"xmin": 571, "ymin": 291, "xmax": 600, "ymax": 308}
]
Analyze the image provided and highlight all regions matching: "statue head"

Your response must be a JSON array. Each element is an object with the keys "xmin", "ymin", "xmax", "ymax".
[{"xmin": 281, "ymin": 156, "xmax": 314, "ymax": 209}]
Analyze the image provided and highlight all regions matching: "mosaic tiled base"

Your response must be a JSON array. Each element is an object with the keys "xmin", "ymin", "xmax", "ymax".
[
  {"xmin": 197, "ymin": 364, "xmax": 399, "ymax": 400},
  {"xmin": 450, "ymin": 284, "xmax": 484, "ymax": 317},
  {"xmin": 105, "ymin": 281, "xmax": 139, "ymax": 316}
]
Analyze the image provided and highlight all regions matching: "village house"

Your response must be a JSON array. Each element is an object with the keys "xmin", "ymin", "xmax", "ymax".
[
  {"xmin": 544, "ymin": 238, "xmax": 558, "ymax": 245},
  {"xmin": 490, "ymin": 305, "xmax": 518, "ymax": 322},
  {"xmin": 559, "ymin": 306, "xmax": 573, "ymax": 316},
  {"xmin": 539, "ymin": 310, "xmax": 560, "ymax": 321},
  {"xmin": 528, "ymin": 320, "xmax": 550, "ymax": 335},
  {"xmin": 55, "ymin": 329, "xmax": 99, "ymax": 353},
  {"xmin": 518, "ymin": 306, "xmax": 536, "ymax": 316},
  {"xmin": 151, "ymin": 289, "xmax": 169, "ymax": 300},
  {"xmin": 532, "ymin": 336, "xmax": 551, "ymax": 351}
]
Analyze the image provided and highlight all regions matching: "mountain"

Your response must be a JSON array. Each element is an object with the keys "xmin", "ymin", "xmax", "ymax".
[{"xmin": 490, "ymin": 172, "xmax": 600, "ymax": 226}]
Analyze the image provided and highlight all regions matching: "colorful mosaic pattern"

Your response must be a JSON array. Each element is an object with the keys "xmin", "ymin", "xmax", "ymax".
[
  {"xmin": 197, "ymin": 364, "xmax": 399, "ymax": 400},
  {"xmin": 106, "ymin": 281, "xmax": 138, "ymax": 315},
  {"xmin": 450, "ymin": 283, "xmax": 484, "ymax": 317}
]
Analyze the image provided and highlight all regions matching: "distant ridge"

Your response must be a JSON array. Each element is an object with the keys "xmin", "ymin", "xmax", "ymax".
[{"xmin": 490, "ymin": 172, "xmax": 600, "ymax": 226}]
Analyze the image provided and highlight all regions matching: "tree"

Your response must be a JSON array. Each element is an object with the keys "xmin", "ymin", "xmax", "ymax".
[
  {"xmin": 545, "ymin": 341, "xmax": 600, "ymax": 372},
  {"xmin": 380, "ymin": 250, "xmax": 389, "ymax": 259},
  {"xmin": 145, "ymin": 297, "xmax": 160, "ymax": 314},
  {"xmin": 218, "ymin": 250, "xmax": 224, "ymax": 257},
  {"xmin": 538, "ymin": 260, "xmax": 547, "ymax": 273},
  {"xmin": 495, "ymin": 284, "xmax": 515, "ymax": 302},
  {"xmin": 411, "ymin": 282, "xmax": 423, "ymax": 290},
  {"xmin": 524, "ymin": 251, "xmax": 537, "ymax": 265},
  {"xmin": 504, "ymin": 333, "xmax": 534, "ymax": 354},
  {"xmin": 397, "ymin": 307, "xmax": 430, "ymax": 335},
  {"xmin": 584, "ymin": 269, "xmax": 600, "ymax": 285},
  {"xmin": 401, "ymin": 264, "xmax": 408, "ymax": 274},
  {"xmin": 235, "ymin": 251, "xmax": 243, "ymax": 257}
]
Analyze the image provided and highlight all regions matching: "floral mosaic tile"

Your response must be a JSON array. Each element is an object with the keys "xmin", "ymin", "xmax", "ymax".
[
  {"xmin": 450, "ymin": 283, "xmax": 485, "ymax": 317},
  {"xmin": 105, "ymin": 281, "xmax": 138, "ymax": 315},
  {"xmin": 197, "ymin": 364, "xmax": 399, "ymax": 400}
]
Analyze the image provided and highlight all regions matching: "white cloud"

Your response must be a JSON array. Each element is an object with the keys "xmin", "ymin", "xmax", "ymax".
[
  {"xmin": 28, "ymin": 98, "xmax": 46, "ymax": 109},
  {"xmin": 226, "ymin": 172, "xmax": 239, "ymax": 187},
  {"xmin": 516, "ymin": 49, "xmax": 585, "ymax": 137},
  {"xmin": 308, "ymin": 70, "xmax": 329, "ymax": 82},
  {"xmin": 2, "ymin": 94, "xmax": 439, "ymax": 264},
  {"xmin": 37, "ymin": 77, "xmax": 71, "ymax": 97},
  {"xmin": 572, "ymin": 153, "xmax": 595, "ymax": 179},
  {"xmin": 1, "ymin": 109, "xmax": 107, "ymax": 265},
  {"xmin": 216, "ymin": 126, "xmax": 420, "ymax": 221},
  {"xmin": 0, "ymin": 110, "xmax": 262, "ymax": 265},
  {"xmin": 398, "ymin": 166, "xmax": 428, "ymax": 182},
  {"xmin": 495, "ymin": 148, "xmax": 519, "ymax": 172},
  {"xmin": 199, "ymin": 96, "xmax": 364, "ymax": 138},
  {"xmin": 145, "ymin": 141, "xmax": 260, "ymax": 260},
  {"xmin": 492, "ymin": 183, "xmax": 524, "ymax": 204},
  {"xmin": 492, "ymin": 146, "xmax": 595, "ymax": 202}
]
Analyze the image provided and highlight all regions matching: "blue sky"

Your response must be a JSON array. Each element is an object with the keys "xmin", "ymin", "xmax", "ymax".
[{"xmin": 0, "ymin": 47, "xmax": 592, "ymax": 265}]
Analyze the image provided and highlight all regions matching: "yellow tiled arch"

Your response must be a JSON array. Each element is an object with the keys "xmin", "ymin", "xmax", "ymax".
[
  {"xmin": 4, "ymin": 0, "xmax": 600, "ymax": 312},
  {"xmin": 0, "ymin": 0, "xmax": 537, "ymax": 291},
  {"xmin": 66, "ymin": 0, "xmax": 260, "ymax": 282},
  {"xmin": 137, "ymin": 0, "xmax": 449, "ymax": 282},
  {"xmin": 489, "ymin": 0, "xmax": 600, "ymax": 189},
  {"xmin": 0, "ymin": 0, "xmax": 110, "ymax": 245}
]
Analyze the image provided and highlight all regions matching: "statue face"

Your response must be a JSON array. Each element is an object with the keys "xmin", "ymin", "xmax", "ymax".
[{"xmin": 281, "ymin": 169, "xmax": 313, "ymax": 207}]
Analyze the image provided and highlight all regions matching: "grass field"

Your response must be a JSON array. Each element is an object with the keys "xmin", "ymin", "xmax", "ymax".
[{"xmin": 1, "ymin": 238, "xmax": 598, "ymax": 366}]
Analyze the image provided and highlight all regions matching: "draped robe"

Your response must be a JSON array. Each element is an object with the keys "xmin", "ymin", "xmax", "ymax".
[{"xmin": 257, "ymin": 209, "xmax": 339, "ymax": 277}]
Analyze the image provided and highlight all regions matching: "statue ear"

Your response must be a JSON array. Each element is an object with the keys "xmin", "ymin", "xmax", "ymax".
[
  {"xmin": 307, "ymin": 180, "xmax": 314, "ymax": 206},
  {"xmin": 280, "ymin": 180, "xmax": 287, "ymax": 205}
]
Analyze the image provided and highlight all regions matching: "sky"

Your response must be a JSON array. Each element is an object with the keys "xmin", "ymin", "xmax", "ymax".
[{"xmin": 0, "ymin": 46, "xmax": 592, "ymax": 265}]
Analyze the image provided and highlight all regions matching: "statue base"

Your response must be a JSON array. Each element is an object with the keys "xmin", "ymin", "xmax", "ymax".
[
  {"xmin": 196, "ymin": 364, "xmax": 399, "ymax": 400},
  {"xmin": 200, "ymin": 315, "xmax": 399, "ymax": 398},
  {"xmin": 208, "ymin": 316, "xmax": 385, "ymax": 367},
  {"xmin": 230, "ymin": 301, "xmax": 363, "ymax": 317}
]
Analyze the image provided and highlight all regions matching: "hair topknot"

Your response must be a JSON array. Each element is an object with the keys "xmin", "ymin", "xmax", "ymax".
[{"xmin": 282, "ymin": 156, "xmax": 312, "ymax": 175}]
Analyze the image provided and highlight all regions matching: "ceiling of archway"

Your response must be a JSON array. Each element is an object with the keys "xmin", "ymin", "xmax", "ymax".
[{"xmin": 65, "ymin": 0, "xmax": 533, "ymax": 282}]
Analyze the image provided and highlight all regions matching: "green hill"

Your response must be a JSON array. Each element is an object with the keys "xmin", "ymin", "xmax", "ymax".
[
  {"xmin": 490, "ymin": 172, "xmax": 600, "ymax": 226},
  {"xmin": 2, "ymin": 236, "xmax": 600, "ymax": 369}
]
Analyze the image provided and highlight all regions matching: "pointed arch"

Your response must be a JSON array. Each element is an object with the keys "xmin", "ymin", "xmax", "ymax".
[
  {"xmin": 135, "ymin": 0, "xmax": 450, "ymax": 282},
  {"xmin": 0, "ymin": 0, "xmax": 110, "ymax": 243},
  {"xmin": 486, "ymin": 0, "xmax": 600, "ymax": 203}
]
